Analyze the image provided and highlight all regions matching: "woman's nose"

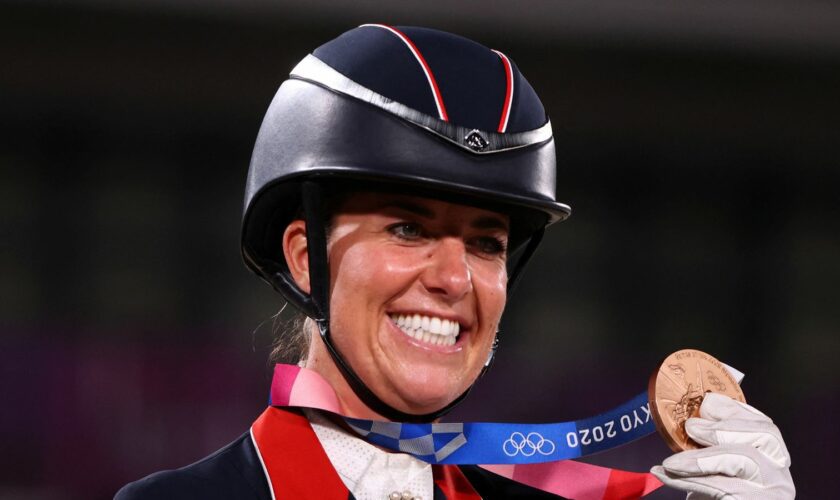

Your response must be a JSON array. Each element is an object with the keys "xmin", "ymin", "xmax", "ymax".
[{"xmin": 421, "ymin": 237, "xmax": 473, "ymax": 301}]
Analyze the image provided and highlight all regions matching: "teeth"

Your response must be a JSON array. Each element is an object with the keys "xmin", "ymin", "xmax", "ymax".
[{"xmin": 389, "ymin": 313, "xmax": 461, "ymax": 347}]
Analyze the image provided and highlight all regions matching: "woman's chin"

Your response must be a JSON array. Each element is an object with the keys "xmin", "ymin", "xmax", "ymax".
[
  {"xmin": 394, "ymin": 393, "xmax": 455, "ymax": 416},
  {"xmin": 385, "ymin": 370, "xmax": 467, "ymax": 415}
]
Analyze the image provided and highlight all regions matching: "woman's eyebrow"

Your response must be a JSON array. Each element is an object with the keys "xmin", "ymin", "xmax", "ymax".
[
  {"xmin": 383, "ymin": 200, "xmax": 436, "ymax": 219},
  {"xmin": 382, "ymin": 200, "xmax": 508, "ymax": 231},
  {"xmin": 471, "ymin": 216, "xmax": 509, "ymax": 231}
]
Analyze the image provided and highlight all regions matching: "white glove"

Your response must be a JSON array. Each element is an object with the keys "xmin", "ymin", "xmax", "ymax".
[{"xmin": 650, "ymin": 392, "xmax": 795, "ymax": 499}]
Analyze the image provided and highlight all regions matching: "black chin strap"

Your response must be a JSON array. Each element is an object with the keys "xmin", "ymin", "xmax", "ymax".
[
  {"xmin": 300, "ymin": 181, "xmax": 543, "ymax": 423},
  {"xmin": 507, "ymin": 227, "xmax": 544, "ymax": 295}
]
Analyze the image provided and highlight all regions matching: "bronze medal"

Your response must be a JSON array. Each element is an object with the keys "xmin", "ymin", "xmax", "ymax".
[{"xmin": 648, "ymin": 349, "xmax": 746, "ymax": 452}]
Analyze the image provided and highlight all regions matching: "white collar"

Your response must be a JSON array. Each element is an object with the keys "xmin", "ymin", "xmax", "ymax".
[{"xmin": 305, "ymin": 409, "xmax": 433, "ymax": 500}]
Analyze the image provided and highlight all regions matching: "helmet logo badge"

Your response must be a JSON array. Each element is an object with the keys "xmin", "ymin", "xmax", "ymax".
[{"xmin": 465, "ymin": 130, "xmax": 489, "ymax": 152}]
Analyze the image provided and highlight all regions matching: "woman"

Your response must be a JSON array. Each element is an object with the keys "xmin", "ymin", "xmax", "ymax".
[{"xmin": 117, "ymin": 25, "xmax": 793, "ymax": 499}]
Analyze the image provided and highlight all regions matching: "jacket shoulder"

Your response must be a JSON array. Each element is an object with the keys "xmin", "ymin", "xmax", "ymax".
[{"xmin": 115, "ymin": 432, "xmax": 270, "ymax": 500}]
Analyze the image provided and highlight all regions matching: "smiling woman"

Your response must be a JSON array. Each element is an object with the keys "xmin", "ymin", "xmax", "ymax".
[
  {"xmin": 116, "ymin": 24, "xmax": 571, "ymax": 499},
  {"xmin": 115, "ymin": 23, "xmax": 793, "ymax": 500},
  {"xmin": 234, "ymin": 25, "xmax": 569, "ymax": 433}
]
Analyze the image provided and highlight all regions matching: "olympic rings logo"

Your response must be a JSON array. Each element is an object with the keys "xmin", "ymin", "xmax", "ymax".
[{"xmin": 502, "ymin": 432, "xmax": 556, "ymax": 457}]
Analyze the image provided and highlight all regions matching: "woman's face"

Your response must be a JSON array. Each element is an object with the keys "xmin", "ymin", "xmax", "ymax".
[{"xmin": 290, "ymin": 192, "xmax": 509, "ymax": 416}]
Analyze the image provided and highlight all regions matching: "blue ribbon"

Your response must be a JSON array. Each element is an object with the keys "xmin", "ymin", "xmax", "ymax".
[{"xmin": 342, "ymin": 391, "xmax": 654, "ymax": 465}]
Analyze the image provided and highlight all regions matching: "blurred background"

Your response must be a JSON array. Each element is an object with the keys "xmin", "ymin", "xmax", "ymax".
[{"xmin": 1, "ymin": 0, "xmax": 838, "ymax": 498}]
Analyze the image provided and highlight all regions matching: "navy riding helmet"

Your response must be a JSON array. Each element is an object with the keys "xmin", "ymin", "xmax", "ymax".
[{"xmin": 242, "ymin": 24, "xmax": 571, "ymax": 422}]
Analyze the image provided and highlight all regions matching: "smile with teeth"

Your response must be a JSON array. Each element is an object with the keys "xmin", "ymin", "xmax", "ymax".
[{"xmin": 390, "ymin": 313, "xmax": 461, "ymax": 346}]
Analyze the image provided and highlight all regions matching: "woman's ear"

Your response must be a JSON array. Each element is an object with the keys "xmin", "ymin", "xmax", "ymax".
[{"xmin": 282, "ymin": 219, "xmax": 311, "ymax": 294}]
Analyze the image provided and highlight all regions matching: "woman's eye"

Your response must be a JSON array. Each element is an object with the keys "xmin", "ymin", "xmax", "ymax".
[
  {"xmin": 472, "ymin": 236, "xmax": 507, "ymax": 256},
  {"xmin": 389, "ymin": 222, "xmax": 423, "ymax": 240}
]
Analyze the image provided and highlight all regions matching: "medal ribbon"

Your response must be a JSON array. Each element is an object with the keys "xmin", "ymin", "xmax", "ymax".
[
  {"xmin": 342, "ymin": 391, "xmax": 654, "ymax": 464},
  {"xmin": 266, "ymin": 364, "xmax": 667, "ymax": 499}
]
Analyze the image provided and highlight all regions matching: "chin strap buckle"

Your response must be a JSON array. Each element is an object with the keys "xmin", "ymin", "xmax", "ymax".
[{"xmin": 316, "ymin": 318, "xmax": 330, "ymax": 339}]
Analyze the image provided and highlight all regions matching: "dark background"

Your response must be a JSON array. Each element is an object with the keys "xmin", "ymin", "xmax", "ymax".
[{"xmin": 1, "ymin": 1, "xmax": 838, "ymax": 498}]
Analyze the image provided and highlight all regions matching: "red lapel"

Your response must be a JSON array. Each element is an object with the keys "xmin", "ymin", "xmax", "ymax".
[
  {"xmin": 251, "ymin": 407, "xmax": 350, "ymax": 499},
  {"xmin": 433, "ymin": 464, "xmax": 482, "ymax": 500}
]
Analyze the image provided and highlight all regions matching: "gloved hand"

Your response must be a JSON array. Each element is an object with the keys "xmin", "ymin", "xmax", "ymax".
[{"xmin": 650, "ymin": 392, "xmax": 794, "ymax": 499}]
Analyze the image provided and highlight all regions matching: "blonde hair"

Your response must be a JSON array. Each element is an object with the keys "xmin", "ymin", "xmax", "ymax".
[{"xmin": 268, "ymin": 307, "xmax": 311, "ymax": 364}]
